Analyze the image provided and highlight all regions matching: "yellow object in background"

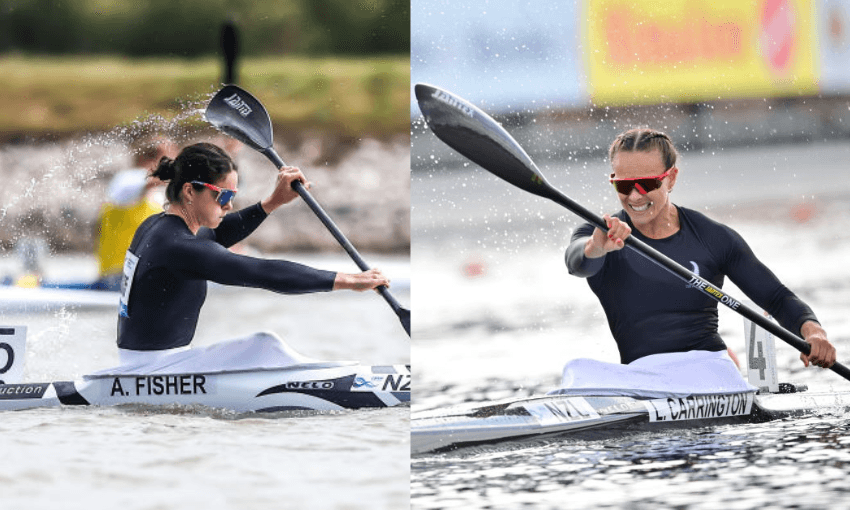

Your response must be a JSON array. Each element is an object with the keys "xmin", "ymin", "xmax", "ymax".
[
  {"xmin": 96, "ymin": 200, "xmax": 161, "ymax": 278},
  {"xmin": 15, "ymin": 273, "xmax": 40, "ymax": 288},
  {"xmin": 583, "ymin": 0, "xmax": 818, "ymax": 105}
]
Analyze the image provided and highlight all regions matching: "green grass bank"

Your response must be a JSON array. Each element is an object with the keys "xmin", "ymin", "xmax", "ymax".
[{"xmin": 1, "ymin": 54, "xmax": 410, "ymax": 142}]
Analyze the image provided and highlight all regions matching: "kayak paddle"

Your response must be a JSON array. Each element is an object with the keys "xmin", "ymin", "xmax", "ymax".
[
  {"xmin": 414, "ymin": 82, "xmax": 849, "ymax": 381},
  {"xmin": 205, "ymin": 85, "xmax": 410, "ymax": 337}
]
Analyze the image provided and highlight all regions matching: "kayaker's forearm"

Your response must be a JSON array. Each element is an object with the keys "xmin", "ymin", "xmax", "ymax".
[{"xmin": 566, "ymin": 236, "xmax": 604, "ymax": 277}]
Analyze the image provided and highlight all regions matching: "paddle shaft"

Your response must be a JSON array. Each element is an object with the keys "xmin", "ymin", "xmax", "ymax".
[
  {"xmin": 538, "ymin": 178, "xmax": 850, "ymax": 381},
  {"xmin": 261, "ymin": 148, "xmax": 410, "ymax": 327},
  {"xmin": 204, "ymin": 85, "xmax": 409, "ymax": 336}
]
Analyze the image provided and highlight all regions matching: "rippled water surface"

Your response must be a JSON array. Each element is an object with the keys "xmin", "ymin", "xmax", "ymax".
[
  {"xmin": 411, "ymin": 142, "xmax": 850, "ymax": 509},
  {"xmin": 413, "ymin": 386, "xmax": 850, "ymax": 509},
  {"xmin": 414, "ymin": 413, "xmax": 850, "ymax": 509},
  {"xmin": 0, "ymin": 254, "xmax": 410, "ymax": 510}
]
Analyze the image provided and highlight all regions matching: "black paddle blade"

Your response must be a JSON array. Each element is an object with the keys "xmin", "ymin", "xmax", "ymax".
[
  {"xmin": 415, "ymin": 83, "xmax": 554, "ymax": 198},
  {"xmin": 205, "ymin": 85, "xmax": 274, "ymax": 151}
]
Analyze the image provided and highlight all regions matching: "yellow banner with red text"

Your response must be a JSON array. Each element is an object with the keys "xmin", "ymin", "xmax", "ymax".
[{"xmin": 583, "ymin": 0, "xmax": 819, "ymax": 105}]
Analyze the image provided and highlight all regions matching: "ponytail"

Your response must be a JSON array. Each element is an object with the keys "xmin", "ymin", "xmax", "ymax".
[{"xmin": 151, "ymin": 156, "xmax": 177, "ymax": 181}]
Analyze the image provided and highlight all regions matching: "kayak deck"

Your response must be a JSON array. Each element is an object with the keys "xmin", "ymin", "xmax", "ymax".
[
  {"xmin": 0, "ymin": 363, "xmax": 410, "ymax": 413},
  {"xmin": 411, "ymin": 390, "xmax": 850, "ymax": 455}
]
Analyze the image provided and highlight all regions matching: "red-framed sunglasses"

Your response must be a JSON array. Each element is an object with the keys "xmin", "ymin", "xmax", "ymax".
[
  {"xmin": 191, "ymin": 181, "xmax": 237, "ymax": 206},
  {"xmin": 609, "ymin": 169, "xmax": 672, "ymax": 195}
]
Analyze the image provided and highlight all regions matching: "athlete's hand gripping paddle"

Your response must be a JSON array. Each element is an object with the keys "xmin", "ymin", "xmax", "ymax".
[
  {"xmin": 205, "ymin": 85, "xmax": 410, "ymax": 337},
  {"xmin": 415, "ymin": 82, "xmax": 849, "ymax": 381}
]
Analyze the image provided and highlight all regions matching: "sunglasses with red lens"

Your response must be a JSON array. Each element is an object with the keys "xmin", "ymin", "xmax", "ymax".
[
  {"xmin": 191, "ymin": 181, "xmax": 237, "ymax": 206},
  {"xmin": 609, "ymin": 169, "xmax": 672, "ymax": 195}
]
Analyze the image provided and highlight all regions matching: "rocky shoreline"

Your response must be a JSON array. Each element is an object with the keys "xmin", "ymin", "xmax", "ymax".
[{"xmin": 0, "ymin": 131, "xmax": 410, "ymax": 255}]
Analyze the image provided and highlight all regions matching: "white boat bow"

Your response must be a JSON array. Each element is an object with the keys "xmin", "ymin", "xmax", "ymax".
[
  {"xmin": 0, "ymin": 326, "xmax": 409, "ymax": 413},
  {"xmin": 1, "ymin": 362, "xmax": 410, "ymax": 413},
  {"xmin": 411, "ymin": 389, "xmax": 850, "ymax": 455}
]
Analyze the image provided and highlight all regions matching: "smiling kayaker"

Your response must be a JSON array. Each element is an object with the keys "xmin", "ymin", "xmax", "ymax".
[
  {"xmin": 564, "ymin": 128, "xmax": 835, "ymax": 390},
  {"xmin": 116, "ymin": 142, "xmax": 388, "ymax": 367}
]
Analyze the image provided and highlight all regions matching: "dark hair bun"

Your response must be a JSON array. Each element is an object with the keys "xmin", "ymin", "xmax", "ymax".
[{"xmin": 151, "ymin": 157, "xmax": 177, "ymax": 181}]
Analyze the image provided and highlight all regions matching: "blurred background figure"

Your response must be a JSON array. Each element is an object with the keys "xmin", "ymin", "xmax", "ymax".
[
  {"xmin": 93, "ymin": 138, "xmax": 177, "ymax": 291},
  {"xmin": 13, "ymin": 210, "xmax": 50, "ymax": 287},
  {"xmin": 221, "ymin": 19, "xmax": 240, "ymax": 84}
]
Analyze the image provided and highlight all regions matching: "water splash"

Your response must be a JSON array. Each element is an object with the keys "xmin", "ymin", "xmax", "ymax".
[{"xmin": 1, "ymin": 92, "xmax": 213, "ymax": 251}]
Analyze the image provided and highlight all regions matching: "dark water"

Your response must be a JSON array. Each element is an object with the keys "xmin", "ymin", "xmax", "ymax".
[{"xmin": 413, "ymin": 411, "xmax": 850, "ymax": 509}]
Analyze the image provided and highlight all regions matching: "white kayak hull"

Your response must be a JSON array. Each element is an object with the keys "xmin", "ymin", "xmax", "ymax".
[
  {"xmin": 0, "ymin": 363, "xmax": 410, "ymax": 413},
  {"xmin": 412, "ymin": 390, "xmax": 850, "ymax": 454}
]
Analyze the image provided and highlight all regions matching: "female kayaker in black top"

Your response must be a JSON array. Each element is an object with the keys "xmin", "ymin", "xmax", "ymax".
[
  {"xmin": 566, "ymin": 128, "xmax": 836, "ymax": 370},
  {"xmin": 116, "ymin": 142, "xmax": 389, "ymax": 365}
]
